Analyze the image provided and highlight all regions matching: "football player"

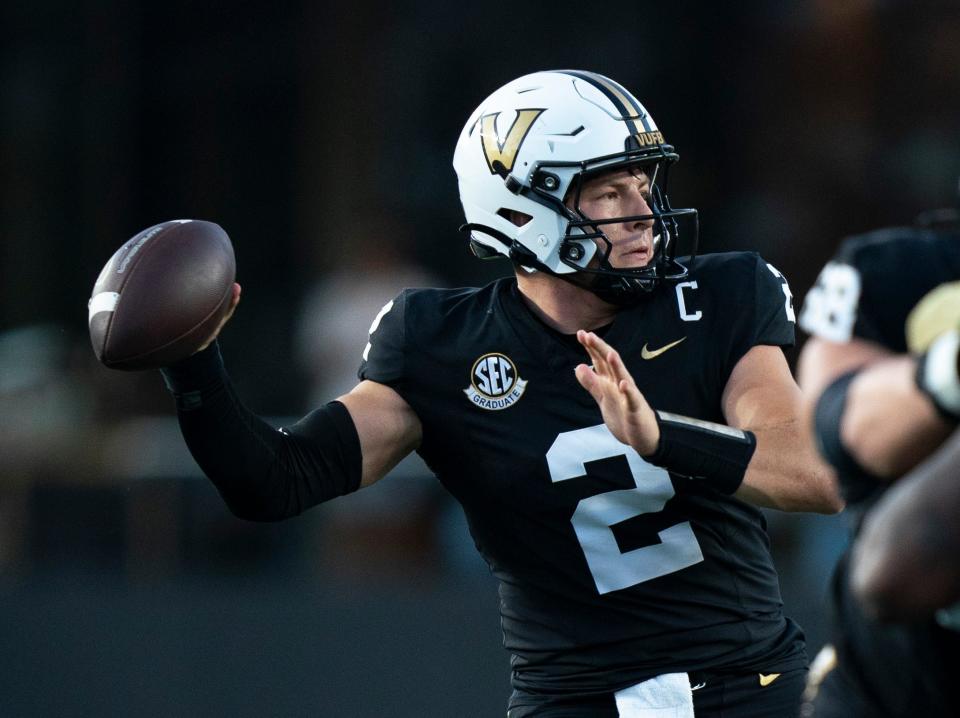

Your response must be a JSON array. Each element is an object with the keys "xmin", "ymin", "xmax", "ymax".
[
  {"xmin": 797, "ymin": 208, "xmax": 960, "ymax": 717},
  {"xmin": 161, "ymin": 70, "xmax": 839, "ymax": 717}
]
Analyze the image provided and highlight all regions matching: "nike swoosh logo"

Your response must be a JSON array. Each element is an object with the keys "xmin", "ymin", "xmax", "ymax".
[
  {"xmin": 641, "ymin": 337, "xmax": 686, "ymax": 360},
  {"xmin": 759, "ymin": 673, "xmax": 781, "ymax": 687}
]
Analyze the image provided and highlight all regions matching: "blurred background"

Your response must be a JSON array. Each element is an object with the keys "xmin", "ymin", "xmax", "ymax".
[{"xmin": 2, "ymin": 1, "xmax": 960, "ymax": 715}]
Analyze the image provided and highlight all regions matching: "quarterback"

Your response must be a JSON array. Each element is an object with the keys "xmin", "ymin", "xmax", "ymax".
[{"xmin": 161, "ymin": 70, "xmax": 839, "ymax": 717}]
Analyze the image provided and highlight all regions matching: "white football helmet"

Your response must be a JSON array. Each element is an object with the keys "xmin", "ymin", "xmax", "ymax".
[{"xmin": 453, "ymin": 70, "xmax": 698, "ymax": 303}]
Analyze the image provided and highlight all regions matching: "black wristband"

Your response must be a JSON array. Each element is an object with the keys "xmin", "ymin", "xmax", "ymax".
[
  {"xmin": 159, "ymin": 341, "xmax": 227, "ymax": 410},
  {"xmin": 646, "ymin": 411, "xmax": 756, "ymax": 495},
  {"xmin": 813, "ymin": 370, "xmax": 884, "ymax": 504}
]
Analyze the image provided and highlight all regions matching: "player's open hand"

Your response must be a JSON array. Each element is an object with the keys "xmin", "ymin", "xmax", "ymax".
[{"xmin": 574, "ymin": 330, "xmax": 660, "ymax": 456}]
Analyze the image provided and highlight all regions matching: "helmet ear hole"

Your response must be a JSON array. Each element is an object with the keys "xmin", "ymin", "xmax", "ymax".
[{"xmin": 497, "ymin": 208, "xmax": 533, "ymax": 227}]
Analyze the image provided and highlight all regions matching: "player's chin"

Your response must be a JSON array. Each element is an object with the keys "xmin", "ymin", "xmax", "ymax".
[{"xmin": 612, "ymin": 252, "xmax": 653, "ymax": 269}]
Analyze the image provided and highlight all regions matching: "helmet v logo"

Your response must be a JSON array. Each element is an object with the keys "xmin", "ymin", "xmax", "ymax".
[{"xmin": 480, "ymin": 109, "xmax": 545, "ymax": 177}]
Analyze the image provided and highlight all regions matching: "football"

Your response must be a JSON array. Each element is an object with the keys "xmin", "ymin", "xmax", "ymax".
[{"xmin": 88, "ymin": 219, "xmax": 236, "ymax": 370}]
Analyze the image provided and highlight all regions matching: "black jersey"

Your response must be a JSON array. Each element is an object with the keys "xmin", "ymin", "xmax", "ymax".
[
  {"xmin": 799, "ymin": 226, "xmax": 960, "ymax": 717},
  {"xmin": 359, "ymin": 251, "xmax": 806, "ymax": 695},
  {"xmin": 799, "ymin": 226, "xmax": 960, "ymax": 352}
]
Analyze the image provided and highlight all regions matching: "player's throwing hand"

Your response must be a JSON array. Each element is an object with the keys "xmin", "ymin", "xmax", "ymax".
[
  {"xmin": 575, "ymin": 330, "xmax": 660, "ymax": 456},
  {"xmin": 197, "ymin": 282, "xmax": 242, "ymax": 353}
]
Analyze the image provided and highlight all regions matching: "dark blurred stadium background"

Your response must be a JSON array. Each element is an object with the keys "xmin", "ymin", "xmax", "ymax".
[{"xmin": 2, "ymin": 2, "xmax": 959, "ymax": 716}]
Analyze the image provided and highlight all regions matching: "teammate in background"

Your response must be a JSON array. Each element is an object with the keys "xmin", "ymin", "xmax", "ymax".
[
  {"xmin": 796, "ymin": 207, "xmax": 960, "ymax": 717},
  {"xmin": 161, "ymin": 70, "xmax": 838, "ymax": 717},
  {"xmin": 850, "ymin": 425, "xmax": 960, "ymax": 621}
]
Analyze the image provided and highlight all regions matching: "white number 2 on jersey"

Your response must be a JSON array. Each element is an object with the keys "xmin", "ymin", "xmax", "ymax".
[
  {"xmin": 546, "ymin": 424, "xmax": 704, "ymax": 594},
  {"xmin": 362, "ymin": 299, "xmax": 395, "ymax": 361}
]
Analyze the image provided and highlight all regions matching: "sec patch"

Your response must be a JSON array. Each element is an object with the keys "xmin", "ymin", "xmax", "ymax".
[{"xmin": 464, "ymin": 352, "xmax": 527, "ymax": 410}]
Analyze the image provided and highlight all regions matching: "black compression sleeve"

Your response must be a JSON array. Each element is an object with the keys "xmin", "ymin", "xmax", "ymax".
[{"xmin": 160, "ymin": 342, "xmax": 362, "ymax": 521}]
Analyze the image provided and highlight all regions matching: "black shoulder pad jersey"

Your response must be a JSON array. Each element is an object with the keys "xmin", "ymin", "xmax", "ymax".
[
  {"xmin": 359, "ymin": 251, "xmax": 804, "ymax": 695},
  {"xmin": 799, "ymin": 226, "xmax": 960, "ymax": 351}
]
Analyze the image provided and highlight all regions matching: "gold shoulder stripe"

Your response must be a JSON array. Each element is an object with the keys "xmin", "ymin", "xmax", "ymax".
[{"xmin": 906, "ymin": 280, "xmax": 960, "ymax": 353}]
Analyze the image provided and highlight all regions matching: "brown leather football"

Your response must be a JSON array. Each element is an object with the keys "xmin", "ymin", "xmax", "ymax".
[{"xmin": 88, "ymin": 219, "xmax": 236, "ymax": 370}]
